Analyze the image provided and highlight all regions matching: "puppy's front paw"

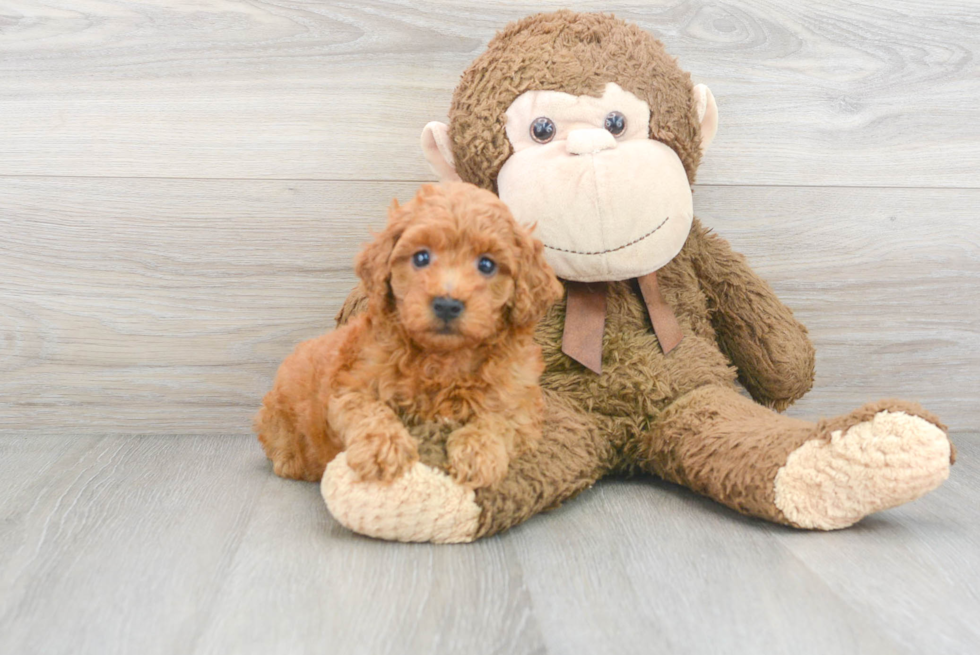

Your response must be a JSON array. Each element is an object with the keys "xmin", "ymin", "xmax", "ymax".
[
  {"xmin": 447, "ymin": 427, "xmax": 509, "ymax": 489},
  {"xmin": 346, "ymin": 430, "xmax": 419, "ymax": 484}
]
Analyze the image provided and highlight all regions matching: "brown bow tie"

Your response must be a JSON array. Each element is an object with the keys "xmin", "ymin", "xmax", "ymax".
[{"xmin": 561, "ymin": 271, "xmax": 683, "ymax": 374}]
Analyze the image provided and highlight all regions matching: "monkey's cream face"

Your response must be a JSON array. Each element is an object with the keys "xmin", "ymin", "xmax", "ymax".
[{"xmin": 497, "ymin": 83, "xmax": 694, "ymax": 282}]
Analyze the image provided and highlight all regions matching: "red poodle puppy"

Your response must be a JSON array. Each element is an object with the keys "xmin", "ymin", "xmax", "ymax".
[{"xmin": 255, "ymin": 182, "xmax": 563, "ymax": 488}]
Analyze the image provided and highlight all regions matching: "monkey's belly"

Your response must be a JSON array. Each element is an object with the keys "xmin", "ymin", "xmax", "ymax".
[{"xmin": 538, "ymin": 283, "xmax": 737, "ymax": 421}]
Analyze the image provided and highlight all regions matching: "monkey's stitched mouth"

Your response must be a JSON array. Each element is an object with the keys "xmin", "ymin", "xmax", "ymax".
[{"xmin": 541, "ymin": 215, "xmax": 670, "ymax": 256}]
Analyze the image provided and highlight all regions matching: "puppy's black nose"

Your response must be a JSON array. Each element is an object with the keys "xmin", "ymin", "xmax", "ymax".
[{"xmin": 432, "ymin": 296, "xmax": 465, "ymax": 322}]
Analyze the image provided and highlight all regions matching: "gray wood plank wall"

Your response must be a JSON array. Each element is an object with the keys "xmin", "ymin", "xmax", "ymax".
[{"xmin": 1, "ymin": 1, "xmax": 978, "ymax": 436}]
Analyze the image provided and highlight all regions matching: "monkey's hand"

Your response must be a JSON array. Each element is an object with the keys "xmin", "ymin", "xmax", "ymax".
[
  {"xmin": 688, "ymin": 219, "xmax": 815, "ymax": 410},
  {"xmin": 335, "ymin": 283, "xmax": 369, "ymax": 327}
]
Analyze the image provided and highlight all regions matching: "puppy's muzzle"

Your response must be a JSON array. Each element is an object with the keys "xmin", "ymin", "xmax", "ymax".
[{"xmin": 432, "ymin": 296, "xmax": 465, "ymax": 323}]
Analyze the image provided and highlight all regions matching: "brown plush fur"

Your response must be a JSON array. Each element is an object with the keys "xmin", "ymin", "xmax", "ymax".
[
  {"xmin": 256, "ymin": 182, "xmax": 563, "ymax": 487},
  {"xmin": 334, "ymin": 11, "xmax": 951, "ymax": 537}
]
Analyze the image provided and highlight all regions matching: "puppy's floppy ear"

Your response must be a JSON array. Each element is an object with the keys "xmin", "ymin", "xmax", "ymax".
[
  {"xmin": 509, "ymin": 224, "xmax": 564, "ymax": 328},
  {"xmin": 355, "ymin": 198, "xmax": 413, "ymax": 311}
]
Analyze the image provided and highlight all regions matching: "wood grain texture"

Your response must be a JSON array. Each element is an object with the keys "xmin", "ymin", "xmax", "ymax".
[
  {"xmin": 0, "ymin": 0, "xmax": 977, "ymax": 186},
  {"xmin": 192, "ymin": 466, "xmax": 543, "ymax": 655},
  {"xmin": 1, "ymin": 178, "xmax": 977, "ymax": 434},
  {"xmin": 509, "ymin": 482, "xmax": 910, "ymax": 655},
  {"xmin": 772, "ymin": 443, "xmax": 980, "ymax": 654},
  {"xmin": 0, "ymin": 435, "xmax": 268, "ymax": 655},
  {"xmin": 1, "ymin": 434, "xmax": 977, "ymax": 655}
]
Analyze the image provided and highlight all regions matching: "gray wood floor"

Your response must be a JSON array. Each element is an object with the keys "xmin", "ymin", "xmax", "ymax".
[
  {"xmin": 0, "ymin": 433, "xmax": 977, "ymax": 655},
  {"xmin": 2, "ymin": 1, "xmax": 979, "ymax": 653}
]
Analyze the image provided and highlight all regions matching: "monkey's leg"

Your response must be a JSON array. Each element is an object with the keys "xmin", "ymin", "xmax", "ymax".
[
  {"xmin": 321, "ymin": 392, "xmax": 612, "ymax": 543},
  {"xmin": 637, "ymin": 385, "xmax": 954, "ymax": 529}
]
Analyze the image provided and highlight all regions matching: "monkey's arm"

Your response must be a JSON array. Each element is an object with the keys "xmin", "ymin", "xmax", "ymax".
[
  {"xmin": 687, "ymin": 219, "xmax": 815, "ymax": 411},
  {"xmin": 335, "ymin": 283, "xmax": 369, "ymax": 327}
]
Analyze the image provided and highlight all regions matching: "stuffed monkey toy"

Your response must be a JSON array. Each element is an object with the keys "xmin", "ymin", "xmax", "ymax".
[{"xmin": 315, "ymin": 10, "xmax": 955, "ymax": 543}]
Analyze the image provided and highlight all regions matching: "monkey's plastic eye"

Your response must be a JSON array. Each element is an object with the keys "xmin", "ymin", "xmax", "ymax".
[
  {"xmin": 477, "ymin": 256, "xmax": 496, "ymax": 276},
  {"xmin": 530, "ymin": 117, "xmax": 556, "ymax": 144},
  {"xmin": 412, "ymin": 250, "xmax": 431, "ymax": 269},
  {"xmin": 604, "ymin": 111, "xmax": 627, "ymax": 137}
]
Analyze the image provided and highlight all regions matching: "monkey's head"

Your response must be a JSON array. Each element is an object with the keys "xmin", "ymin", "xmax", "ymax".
[{"xmin": 421, "ymin": 11, "xmax": 718, "ymax": 283}]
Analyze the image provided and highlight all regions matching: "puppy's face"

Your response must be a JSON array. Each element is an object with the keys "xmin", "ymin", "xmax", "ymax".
[
  {"xmin": 356, "ymin": 183, "xmax": 563, "ymax": 351},
  {"xmin": 388, "ymin": 206, "xmax": 517, "ymax": 351}
]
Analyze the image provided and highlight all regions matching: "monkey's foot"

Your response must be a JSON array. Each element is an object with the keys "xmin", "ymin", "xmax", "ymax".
[
  {"xmin": 322, "ymin": 452, "xmax": 481, "ymax": 543},
  {"xmin": 774, "ymin": 409, "xmax": 953, "ymax": 530}
]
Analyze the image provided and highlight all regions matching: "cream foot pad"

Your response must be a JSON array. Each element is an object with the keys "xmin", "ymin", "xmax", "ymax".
[
  {"xmin": 774, "ymin": 411, "xmax": 952, "ymax": 530},
  {"xmin": 322, "ymin": 452, "xmax": 481, "ymax": 543}
]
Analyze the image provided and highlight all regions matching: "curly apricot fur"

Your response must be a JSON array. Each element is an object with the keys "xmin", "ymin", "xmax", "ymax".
[{"xmin": 255, "ymin": 182, "xmax": 562, "ymax": 485}]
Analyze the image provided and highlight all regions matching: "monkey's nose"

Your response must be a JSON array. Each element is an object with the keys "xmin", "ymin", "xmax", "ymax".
[
  {"xmin": 566, "ymin": 128, "xmax": 617, "ymax": 155},
  {"xmin": 432, "ymin": 296, "xmax": 465, "ymax": 322}
]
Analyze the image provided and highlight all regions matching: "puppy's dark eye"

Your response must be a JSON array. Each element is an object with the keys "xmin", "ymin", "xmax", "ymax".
[
  {"xmin": 477, "ymin": 256, "xmax": 496, "ymax": 276},
  {"xmin": 604, "ymin": 111, "xmax": 627, "ymax": 137},
  {"xmin": 530, "ymin": 117, "xmax": 556, "ymax": 144},
  {"xmin": 412, "ymin": 250, "xmax": 431, "ymax": 269}
]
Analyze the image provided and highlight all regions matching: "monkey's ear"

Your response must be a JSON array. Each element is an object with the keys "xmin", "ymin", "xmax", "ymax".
[
  {"xmin": 420, "ymin": 122, "xmax": 463, "ymax": 182},
  {"xmin": 693, "ymin": 84, "xmax": 719, "ymax": 151}
]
